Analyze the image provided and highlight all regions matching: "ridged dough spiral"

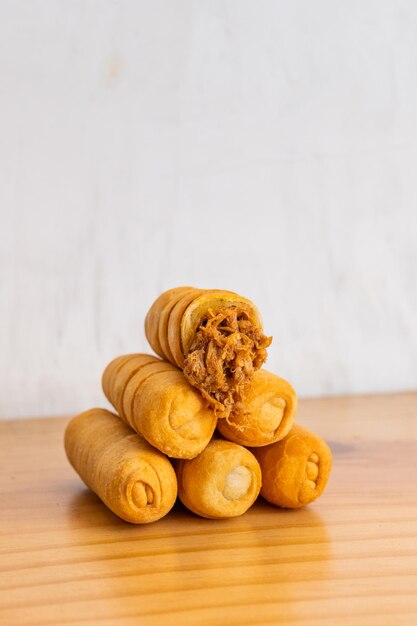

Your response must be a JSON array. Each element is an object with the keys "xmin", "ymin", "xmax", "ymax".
[
  {"xmin": 64, "ymin": 408, "xmax": 178, "ymax": 523},
  {"xmin": 102, "ymin": 353, "xmax": 217, "ymax": 459}
]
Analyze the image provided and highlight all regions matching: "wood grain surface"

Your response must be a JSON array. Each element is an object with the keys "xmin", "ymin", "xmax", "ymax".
[{"xmin": 1, "ymin": 393, "xmax": 417, "ymax": 626}]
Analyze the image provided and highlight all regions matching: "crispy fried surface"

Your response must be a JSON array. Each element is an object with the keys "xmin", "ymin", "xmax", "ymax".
[{"xmin": 183, "ymin": 306, "xmax": 271, "ymax": 418}]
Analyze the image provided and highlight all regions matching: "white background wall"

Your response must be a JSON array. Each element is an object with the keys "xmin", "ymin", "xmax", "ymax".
[{"xmin": 1, "ymin": 1, "xmax": 416, "ymax": 419}]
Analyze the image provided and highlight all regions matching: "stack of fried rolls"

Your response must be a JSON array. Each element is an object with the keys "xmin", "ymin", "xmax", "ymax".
[{"xmin": 65, "ymin": 286, "xmax": 332, "ymax": 524}]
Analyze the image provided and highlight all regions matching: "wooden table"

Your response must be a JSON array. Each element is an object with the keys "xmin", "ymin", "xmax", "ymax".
[{"xmin": 1, "ymin": 393, "xmax": 417, "ymax": 626}]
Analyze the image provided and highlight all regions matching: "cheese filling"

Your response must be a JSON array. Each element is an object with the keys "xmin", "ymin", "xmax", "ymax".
[{"xmin": 223, "ymin": 465, "xmax": 252, "ymax": 501}]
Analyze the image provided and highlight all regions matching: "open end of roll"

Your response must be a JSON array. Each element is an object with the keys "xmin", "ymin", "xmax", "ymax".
[
  {"xmin": 258, "ymin": 397, "xmax": 286, "ymax": 436},
  {"xmin": 183, "ymin": 307, "xmax": 271, "ymax": 419},
  {"xmin": 131, "ymin": 481, "xmax": 155, "ymax": 508},
  {"xmin": 298, "ymin": 452, "xmax": 320, "ymax": 504},
  {"xmin": 222, "ymin": 465, "xmax": 252, "ymax": 501}
]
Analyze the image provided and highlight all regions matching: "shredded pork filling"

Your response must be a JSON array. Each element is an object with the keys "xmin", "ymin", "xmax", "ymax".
[{"xmin": 183, "ymin": 307, "xmax": 272, "ymax": 418}]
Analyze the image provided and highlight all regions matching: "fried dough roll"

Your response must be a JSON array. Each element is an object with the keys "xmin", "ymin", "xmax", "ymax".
[
  {"xmin": 217, "ymin": 370, "xmax": 297, "ymax": 447},
  {"xmin": 102, "ymin": 354, "xmax": 217, "ymax": 459},
  {"xmin": 144, "ymin": 287, "xmax": 272, "ymax": 418},
  {"xmin": 176, "ymin": 439, "xmax": 262, "ymax": 519},
  {"xmin": 64, "ymin": 408, "xmax": 177, "ymax": 524},
  {"xmin": 251, "ymin": 424, "xmax": 332, "ymax": 509}
]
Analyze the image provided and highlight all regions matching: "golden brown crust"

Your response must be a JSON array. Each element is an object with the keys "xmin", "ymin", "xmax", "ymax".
[
  {"xmin": 217, "ymin": 370, "xmax": 297, "ymax": 447},
  {"xmin": 102, "ymin": 353, "xmax": 217, "ymax": 459},
  {"xmin": 157, "ymin": 287, "xmax": 201, "ymax": 363},
  {"xmin": 120, "ymin": 361, "xmax": 179, "ymax": 426},
  {"xmin": 102, "ymin": 354, "xmax": 158, "ymax": 420},
  {"xmin": 167, "ymin": 289, "xmax": 204, "ymax": 368},
  {"xmin": 145, "ymin": 287, "xmax": 271, "ymax": 419},
  {"xmin": 64, "ymin": 408, "xmax": 177, "ymax": 524},
  {"xmin": 251, "ymin": 424, "xmax": 332, "ymax": 509},
  {"xmin": 176, "ymin": 438, "xmax": 262, "ymax": 519},
  {"xmin": 121, "ymin": 362, "xmax": 176, "ymax": 428},
  {"xmin": 144, "ymin": 287, "xmax": 192, "ymax": 359},
  {"xmin": 101, "ymin": 353, "xmax": 139, "ymax": 404}
]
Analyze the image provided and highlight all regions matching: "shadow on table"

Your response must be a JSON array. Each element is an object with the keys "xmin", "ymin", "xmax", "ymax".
[{"xmin": 65, "ymin": 486, "xmax": 332, "ymax": 622}]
